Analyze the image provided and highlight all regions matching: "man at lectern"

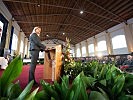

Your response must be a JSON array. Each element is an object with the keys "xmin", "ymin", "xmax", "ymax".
[{"xmin": 29, "ymin": 26, "xmax": 46, "ymax": 86}]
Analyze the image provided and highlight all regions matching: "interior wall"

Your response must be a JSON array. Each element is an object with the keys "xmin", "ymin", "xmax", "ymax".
[
  {"xmin": 75, "ymin": 43, "xmax": 81, "ymax": 57},
  {"xmin": 0, "ymin": 1, "xmax": 26, "ymax": 57},
  {"xmin": 75, "ymin": 17, "xmax": 133, "ymax": 57},
  {"xmin": 96, "ymin": 32, "xmax": 108, "ymax": 56},
  {"xmin": 81, "ymin": 41, "xmax": 86, "ymax": 57},
  {"xmin": 88, "ymin": 37, "xmax": 94, "ymax": 56}
]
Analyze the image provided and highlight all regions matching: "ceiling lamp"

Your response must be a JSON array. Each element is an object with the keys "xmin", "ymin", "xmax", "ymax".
[
  {"xmin": 80, "ymin": 10, "xmax": 83, "ymax": 14},
  {"xmin": 46, "ymin": 34, "xmax": 49, "ymax": 37},
  {"xmin": 63, "ymin": 32, "xmax": 65, "ymax": 35},
  {"xmin": 37, "ymin": 4, "xmax": 40, "ymax": 7}
]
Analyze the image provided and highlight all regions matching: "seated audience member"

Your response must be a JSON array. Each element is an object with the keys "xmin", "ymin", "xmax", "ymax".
[
  {"xmin": 115, "ymin": 56, "xmax": 124, "ymax": 68},
  {"xmin": 120, "ymin": 55, "xmax": 133, "ymax": 71},
  {"xmin": 123, "ymin": 55, "xmax": 133, "ymax": 66},
  {"xmin": 103, "ymin": 57, "xmax": 109, "ymax": 64},
  {"xmin": 0, "ymin": 57, "xmax": 8, "ymax": 69}
]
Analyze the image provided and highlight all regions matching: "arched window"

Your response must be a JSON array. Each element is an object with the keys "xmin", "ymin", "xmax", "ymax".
[
  {"xmin": 88, "ymin": 44, "xmax": 94, "ymax": 53},
  {"xmin": 97, "ymin": 40, "xmax": 107, "ymax": 51},
  {"xmin": 20, "ymin": 40, "xmax": 24, "ymax": 53},
  {"xmin": 11, "ymin": 34, "xmax": 18, "ymax": 50},
  {"xmin": 76, "ymin": 48, "xmax": 81, "ymax": 57},
  {"xmin": 70, "ymin": 47, "xmax": 74, "ymax": 57},
  {"xmin": 88, "ymin": 44, "xmax": 95, "ymax": 56},
  {"xmin": 112, "ymin": 35, "xmax": 127, "ymax": 49},
  {"xmin": 82, "ymin": 46, "xmax": 86, "ymax": 57}
]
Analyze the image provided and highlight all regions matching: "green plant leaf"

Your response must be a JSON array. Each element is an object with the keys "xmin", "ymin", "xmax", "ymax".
[
  {"xmin": 34, "ymin": 90, "xmax": 50, "ymax": 100},
  {"xmin": 94, "ymin": 65, "xmax": 98, "ymax": 78},
  {"xmin": 118, "ymin": 95, "xmax": 133, "ymax": 100},
  {"xmin": 80, "ymin": 80, "xmax": 89, "ymax": 100},
  {"xmin": 60, "ymin": 75, "xmax": 70, "ymax": 99},
  {"xmin": 1, "ymin": 56, "xmax": 23, "ymax": 96},
  {"xmin": 25, "ymin": 87, "xmax": 39, "ymax": 100},
  {"xmin": 71, "ymin": 72, "xmax": 88, "ymax": 100},
  {"xmin": 0, "ymin": 78, "xmax": 2, "ymax": 96},
  {"xmin": 0, "ymin": 97, "xmax": 9, "ymax": 100},
  {"xmin": 7, "ymin": 83, "xmax": 14, "ymax": 96},
  {"xmin": 99, "ymin": 79, "xmax": 106, "ymax": 86},
  {"xmin": 7, "ymin": 81, "xmax": 22, "ymax": 99},
  {"xmin": 112, "ymin": 74, "xmax": 125, "ymax": 96},
  {"xmin": 98, "ymin": 87, "xmax": 109, "ymax": 100},
  {"xmin": 53, "ymin": 81, "xmax": 64, "ymax": 99},
  {"xmin": 64, "ymin": 89, "xmax": 74, "ymax": 100},
  {"xmin": 99, "ymin": 64, "xmax": 106, "ymax": 79},
  {"xmin": 124, "ymin": 73, "xmax": 133, "ymax": 93},
  {"xmin": 106, "ymin": 69, "xmax": 112, "ymax": 81},
  {"xmin": 89, "ymin": 91, "xmax": 108, "ymax": 100},
  {"xmin": 41, "ymin": 80, "xmax": 60, "ymax": 100},
  {"xmin": 17, "ymin": 80, "xmax": 34, "ymax": 100},
  {"xmin": 83, "ymin": 76, "xmax": 96, "ymax": 88}
]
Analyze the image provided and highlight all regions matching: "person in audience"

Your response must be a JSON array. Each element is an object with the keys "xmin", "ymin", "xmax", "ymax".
[
  {"xmin": 0, "ymin": 56, "xmax": 8, "ymax": 69},
  {"xmin": 103, "ymin": 56, "xmax": 109, "ymax": 64},
  {"xmin": 123, "ymin": 55, "xmax": 133, "ymax": 66},
  {"xmin": 29, "ymin": 26, "xmax": 46, "ymax": 86},
  {"xmin": 115, "ymin": 56, "xmax": 124, "ymax": 67},
  {"xmin": 120, "ymin": 55, "xmax": 133, "ymax": 71}
]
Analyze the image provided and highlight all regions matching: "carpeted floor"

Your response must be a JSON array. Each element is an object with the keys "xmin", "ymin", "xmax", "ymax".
[{"xmin": 0, "ymin": 64, "xmax": 52, "ymax": 91}]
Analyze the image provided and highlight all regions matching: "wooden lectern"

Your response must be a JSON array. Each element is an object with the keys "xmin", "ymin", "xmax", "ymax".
[{"xmin": 43, "ymin": 45, "xmax": 62, "ymax": 82}]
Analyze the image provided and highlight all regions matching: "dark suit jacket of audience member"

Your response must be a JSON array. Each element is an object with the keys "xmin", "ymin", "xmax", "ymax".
[
  {"xmin": 123, "ymin": 59, "xmax": 133, "ymax": 66},
  {"xmin": 29, "ymin": 33, "xmax": 46, "ymax": 51},
  {"xmin": 115, "ymin": 58, "xmax": 124, "ymax": 67}
]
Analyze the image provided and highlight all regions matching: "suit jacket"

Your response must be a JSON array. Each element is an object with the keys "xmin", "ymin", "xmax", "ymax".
[{"xmin": 29, "ymin": 33, "xmax": 46, "ymax": 51}]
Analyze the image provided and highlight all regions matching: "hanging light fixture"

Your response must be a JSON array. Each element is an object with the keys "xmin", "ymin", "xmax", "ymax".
[
  {"xmin": 37, "ymin": 4, "xmax": 40, "ymax": 7},
  {"xmin": 80, "ymin": 10, "xmax": 83, "ymax": 14},
  {"xmin": 63, "ymin": 32, "xmax": 65, "ymax": 35}
]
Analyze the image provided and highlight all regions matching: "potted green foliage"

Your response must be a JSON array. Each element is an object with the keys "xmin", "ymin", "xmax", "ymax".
[
  {"xmin": 0, "ymin": 56, "xmax": 38, "ymax": 100},
  {"xmin": 64, "ymin": 61, "xmax": 133, "ymax": 100}
]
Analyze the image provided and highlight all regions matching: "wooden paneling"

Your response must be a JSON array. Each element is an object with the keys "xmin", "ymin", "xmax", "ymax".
[
  {"xmin": 43, "ymin": 45, "xmax": 62, "ymax": 81},
  {"xmin": 3, "ymin": 0, "xmax": 133, "ymax": 44}
]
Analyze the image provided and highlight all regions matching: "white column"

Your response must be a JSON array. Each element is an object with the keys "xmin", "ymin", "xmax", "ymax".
[
  {"xmin": 80, "ymin": 43, "xmax": 82, "ymax": 57},
  {"xmin": 73, "ymin": 45, "xmax": 76, "ymax": 57},
  {"xmin": 94, "ymin": 37, "xmax": 97, "ymax": 56},
  {"xmin": 22, "ymin": 37, "xmax": 25, "ymax": 58},
  {"xmin": 85, "ymin": 40, "xmax": 89, "ymax": 56},
  {"xmin": 5, "ymin": 19, "xmax": 12, "ymax": 49},
  {"xmin": 27, "ymin": 41, "xmax": 30, "ymax": 58},
  {"xmin": 105, "ymin": 31, "xmax": 113, "ymax": 55},
  {"xmin": 17, "ymin": 31, "xmax": 21, "ymax": 55},
  {"xmin": 124, "ymin": 23, "xmax": 133, "ymax": 52}
]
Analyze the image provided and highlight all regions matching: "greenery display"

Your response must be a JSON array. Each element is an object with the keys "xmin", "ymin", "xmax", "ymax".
[
  {"xmin": 63, "ymin": 37, "xmax": 75, "ymax": 71},
  {"xmin": 0, "ymin": 56, "xmax": 38, "ymax": 100},
  {"xmin": 0, "ymin": 54, "xmax": 133, "ymax": 100},
  {"xmin": 64, "ymin": 61, "xmax": 133, "ymax": 100},
  {"xmin": 35, "ymin": 72, "xmax": 95, "ymax": 100}
]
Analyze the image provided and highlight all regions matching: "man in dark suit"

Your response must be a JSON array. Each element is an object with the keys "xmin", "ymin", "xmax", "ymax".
[{"xmin": 29, "ymin": 26, "xmax": 46, "ymax": 85}]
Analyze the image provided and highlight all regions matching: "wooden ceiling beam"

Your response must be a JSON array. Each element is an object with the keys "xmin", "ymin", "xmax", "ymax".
[
  {"xmin": 13, "ymin": 13, "xmax": 69, "ymax": 17},
  {"xmin": 3, "ymin": 0, "xmax": 121, "ymax": 23},
  {"xmin": 71, "ymin": 14, "xmax": 104, "ymax": 31},
  {"xmin": 114, "ymin": 3, "xmax": 132, "ymax": 16},
  {"xmin": 57, "ymin": 0, "xmax": 78, "ymax": 38},
  {"xmin": 110, "ymin": 0, "xmax": 131, "ymax": 13},
  {"xmin": 16, "ymin": 21, "xmax": 101, "ymax": 32},
  {"xmin": 13, "ymin": 13, "xmax": 104, "ymax": 31},
  {"xmin": 86, "ymin": 0, "xmax": 125, "ymax": 22}
]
